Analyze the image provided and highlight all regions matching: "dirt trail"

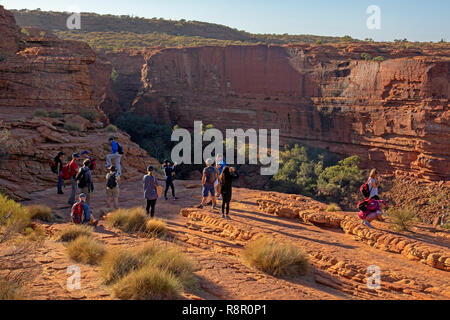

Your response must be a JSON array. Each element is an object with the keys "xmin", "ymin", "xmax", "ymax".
[{"xmin": 4, "ymin": 177, "xmax": 449, "ymax": 300}]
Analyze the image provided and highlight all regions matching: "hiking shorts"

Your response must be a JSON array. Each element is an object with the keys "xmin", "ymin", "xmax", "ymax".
[
  {"xmin": 202, "ymin": 184, "xmax": 215, "ymax": 197},
  {"xmin": 106, "ymin": 187, "xmax": 119, "ymax": 198}
]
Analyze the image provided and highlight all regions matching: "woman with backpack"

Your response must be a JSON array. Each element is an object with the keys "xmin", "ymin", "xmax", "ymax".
[
  {"xmin": 143, "ymin": 166, "xmax": 159, "ymax": 218},
  {"xmin": 367, "ymin": 169, "xmax": 380, "ymax": 200},
  {"xmin": 75, "ymin": 159, "xmax": 94, "ymax": 206},
  {"xmin": 106, "ymin": 166, "xmax": 120, "ymax": 210},
  {"xmin": 219, "ymin": 166, "xmax": 239, "ymax": 219}
]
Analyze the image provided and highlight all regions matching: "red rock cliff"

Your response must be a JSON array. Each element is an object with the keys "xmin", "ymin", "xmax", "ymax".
[{"xmin": 130, "ymin": 44, "xmax": 449, "ymax": 181}]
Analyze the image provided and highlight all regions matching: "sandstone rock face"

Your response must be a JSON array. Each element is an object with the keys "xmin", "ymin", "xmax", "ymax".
[
  {"xmin": 130, "ymin": 44, "xmax": 450, "ymax": 181},
  {"xmin": 0, "ymin": 6, "xmax": 156, "ymax": 200}
]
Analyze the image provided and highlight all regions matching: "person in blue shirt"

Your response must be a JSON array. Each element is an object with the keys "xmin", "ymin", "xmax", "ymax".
[{"xmin": 105, "ymin": 137, "xmax": 122, "ymax": 176}]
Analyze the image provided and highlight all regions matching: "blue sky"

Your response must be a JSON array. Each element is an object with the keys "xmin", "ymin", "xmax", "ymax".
[{"xmin": 2, "ymin": 0, "xmax": 449, "ymax": 41}]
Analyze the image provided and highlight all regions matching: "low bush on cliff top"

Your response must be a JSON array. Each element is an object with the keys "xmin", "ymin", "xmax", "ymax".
[
  {"xmin": 0, "ymin": 194, "xmax": 31, "ymax": 239},
  {"xmin": 64, "ymin": 122, "xmax": 82, "ymax": 132},
  {"xmin": 105, "ymin": 124, "xmax": 118, "ymax": 133},
  {"xmin": 25, "ymin": 205, "xmax": 53, "ymax": 222},
  {"xmin": 34, "ymin": 109, "xmax": 48, "ymax": 117},
  {"xmin": 0, "ymin": 276, "xmax": 24, "ymax": 300},
  {"xmin": 79, "ymin": 108, "xmax": 100, "ymax": 123},
  {"xmin": 242, "ymin": 237, "xmax": 309, "ymax": 277},
  {"xmin": 386, "ymin": 208, "xmax": 417, "ymax": 232},
  {"xmin": 49, "ymin": 109, "xmax": 63, "ymax": 118}
]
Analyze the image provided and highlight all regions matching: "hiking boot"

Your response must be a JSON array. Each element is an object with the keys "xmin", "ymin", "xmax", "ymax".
[
  {"xmin": 222, "ymin": 214, "xmax": 225, "ymax": 219},
  {"xmin": 362, "ymin": 220, "xmax": 374, "ymax": 229},
  {"xmin": 206, "ymin": 201, "xmax": 212, "ymax": 206},
  {"xmin": 197, "ymin": 204, "xmax": 204, "ymax": 209},
  {"xmin": 57, "ymin": 191, "xmax": 64, "ymax": 195},
  {"xmin": 165, "ymin": 197, "xmax": 168, "ymax": 200},
  {"xmin": 226, "ymin": 215, "xmax": 231, "ymax": 220},
  {"xmin": 173, "ymin": 197, "xmax": 178, "ymax": 200}
]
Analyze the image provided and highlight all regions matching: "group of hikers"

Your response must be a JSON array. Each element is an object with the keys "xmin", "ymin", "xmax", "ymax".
[
  {"xmin": 51, "ymin": 137, "xmax": 123, "ymax": 225},
  {"xmin": 52, "ymin": 138, "xmax": 241, "ymax": 224},
  {"xmin": 52, "ymin": 138, "xmax": 386, "ymax": 228}
]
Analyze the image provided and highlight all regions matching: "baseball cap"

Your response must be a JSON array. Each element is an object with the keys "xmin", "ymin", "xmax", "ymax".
[
  {"xmin": 79, "ymin": 193, "xmax": 87, "ymax": 198},
  {"xmin": 72, "ymin": 153, "xmax": 80, "ymax": 158},
  {"xmin": 81, "ymin": 150, "xmax": 89, "ymax": 155}
]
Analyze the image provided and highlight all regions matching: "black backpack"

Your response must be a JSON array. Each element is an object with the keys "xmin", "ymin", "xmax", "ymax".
[
  {"xmin": 106, "ymin": 173, "xmax": 117, "ymax": 189},
  {"xmin": 117, "ymin": 143, "xmax": 124, "ymax": 155},
  {"xmin": 360, "ymin": 179, "xmax": 372, "ymax": 198},
  {"xmin": 77, "ymin": 168, "xmax": 89, "ymax": 188}
]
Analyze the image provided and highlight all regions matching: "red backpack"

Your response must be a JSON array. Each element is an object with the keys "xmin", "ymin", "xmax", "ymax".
[
  {"xmin": 90, "ymin": 158, "xmax": 96, "ymax": 171},
  {"xmin": 72, "ymin": 202, "xmax": 84, "ymax": 224},
  {"xmin": 360, "ymin": 181, "xmax": 371, "ymax": 198},
  {"xmin": 60, "ymin": 164, "xmax": 72, "ymax": 180}
]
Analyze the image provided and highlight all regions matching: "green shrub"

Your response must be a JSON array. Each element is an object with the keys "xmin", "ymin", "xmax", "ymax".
[
  {"xmin": 105, "ymin": 124, "xmax": 118, "ymax": 133},
  {"xmin": 112, "ymin": 266, "xmax": 182, "ymax": 300},
  {"xmin": 387, "ymin": 208, "xmax": 417, "ymax": 232},
  {"xmin": 25, "ymin": 205, "xmax": 53, "ymax": 222},
  {"xmin": 361, "ymin": 53, "xmax": 372, "ymax": 61},
  {"xmin": 106, "ymin": 207, "xmax": 148, "ymax": 233},
  {"xmin": 0, "ymin": 54, "xmax": 5, "ymax": 62},
  {"xmin": 64, "ymin": 122, "xmax": 82, "ymax": 132},
  {"xmin": 317, "ymin": 155, "xmax": 365, "ymax": 204},
  {"xmin": 66, "ymin": 235, "xmax": 106, "ymax": 265},
  {"xmin": 326, "ymin": 203, "xmax": 341, "ymax": 212},
  {"xmin": 57, "ymin": 224, "xmax": 93, "ymax": 242},
  {"xmin": 0, "ymin": 194, "xmax": 31, "ymax": 236},
  {"xmin": 49, "ymin": 110, "xmax": 63, "ymax": 118},
  {"xmin": 79, "ymin": 109, "xmax": 99, "ymax": 123},
  {"xmin": 373, "ymin": 56, "xmax": 386, "ymax": 62},
  {"xmin": 242, "ymin": 237, "xmax": 309, "ymax": 277},
  {"xmin": 34, "ymin": 109, "xmax": 48, "ymax": 117}
]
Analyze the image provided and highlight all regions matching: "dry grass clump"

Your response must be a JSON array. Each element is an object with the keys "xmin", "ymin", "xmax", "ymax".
[
  {"xmin": 106, "ymin": 207, "xmax": 148, "ymax": 233},
  {"xmin": 242, "ymin": 237, "xmax": 309, "ymax": 277},
  {"xmin": 0, "ymin": 277, "xmax": 24, "ymax": 300},
  {"xmin": 66, "ymin": 235, "xmax": 106, "ymax": 265},
  {"xmin": 105, "ymin": 124, "xmax": 118, "ymax": 132},
  {"xmin": 101, "ymin": 243, "xmax": 196, "ymax": 299},
  {"xmin": 101, "ymin": 248, "xmax": 141, "ymax": 284},
  {"xmin": 387, "ymin": 208, "xmax": 417, "ymax": 232},
  {"xmin": 25, "ymin": 205, "xmax": 53, "ymax": 222},
  {"xmin": 112, "ymin": 266, "xmax": 182, "ymax": 300},
  {"xmin": 326, "ymin": 203, "xmax": 341, "ymax": 212},
  {"xmin": 145, "ymin": 219, "xmax": 167, "ymax": 236},
  {"xmin": 57, "ymin": 224, "xmax": 93, "ymax": 242}
]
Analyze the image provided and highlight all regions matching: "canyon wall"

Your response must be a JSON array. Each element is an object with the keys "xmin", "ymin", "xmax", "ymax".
[
  {"xmin": 126, "ymin": 44, "xmax": 449, "ymax": 181},
  {"xmin": 0, "ymin": 6, "xmax": 155, "ymax": 200}
]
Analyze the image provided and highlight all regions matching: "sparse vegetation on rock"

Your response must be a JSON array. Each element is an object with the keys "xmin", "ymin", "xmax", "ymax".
[
  {"xmin": 105, "ymin": 207, "xmax": 148, "ymax": 233},
  {"xmin": 387, "ymin": 208, "xmax": 417, "ymax": 232},
  {"xmin": 25, "ymin": 205, "xmax": 53, "ymax": 222},
  {"xmin": 64, "ymin": 122, "xmax": 82, "ymax": 132}
]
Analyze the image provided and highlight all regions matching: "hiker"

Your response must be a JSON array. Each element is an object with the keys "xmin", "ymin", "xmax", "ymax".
[
  {"xmin": 143, "ymin": 166, "xmax": 159, "ymax": 217},
  {"xmin": 106, "ymin": 165, "xmax": 120, "ymax": 210},
  {"xmin": 75, "ymin": 159, "xmax": 94, "ymax": 206},
  {"xmin": 67, "ymin": 153, "xmax": 80, "ymax": 205},
  {"xmin": 71, "ymin": 193, "xmax": 98, "ymax": 226},
  {"xmin": 215, "ymin": 154, "xmax": 226, "ymax": 200},
  {"xmin": 105, "ymin": 137, "xmax": 122, "ymax": 176},
  {"xmin": 51, "ymin": 151, "xmax": 65, "ymax": 195},
  {"xmin": 81, "ymin": 150, "xmax": 96, "ymax": 172},
  {"xmin": 367, "ymin": 169, "xmax": 380, "ymax": 200},
  {"xmin": 359, "ymin": 199, "xmax": 386, "ymax": 229},
  {"xmin": 219, "ymin": 166, "xmax": 239, "ymax": 219},
  {"xmin": 163, "ymin": 160, "xmax": 178, "ymax": 200},
  {"xmin": 198, "ymin": 158, "xmax": 218, "ymax": 209}
]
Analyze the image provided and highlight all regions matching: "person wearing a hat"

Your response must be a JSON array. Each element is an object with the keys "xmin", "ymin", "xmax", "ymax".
[
  {"xmin": 71, "ymin": 193, "xmax": 98, "ymax": 226},
  {"xmin": 143, "ymin": 165, "xmax": 159, "ymax": 217},
  {"xmin": 106, "ymin": 165, "xmax": 120, "ymax": 210},
  {"xmin": 68, "ymin": 153, "xmax": 80, "ymax": 205}
]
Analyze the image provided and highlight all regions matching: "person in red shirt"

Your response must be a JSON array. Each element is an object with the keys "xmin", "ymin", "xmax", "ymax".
[{"xmin": 68, "ymin": 153, "xmax": 80, "ymax": 205}]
